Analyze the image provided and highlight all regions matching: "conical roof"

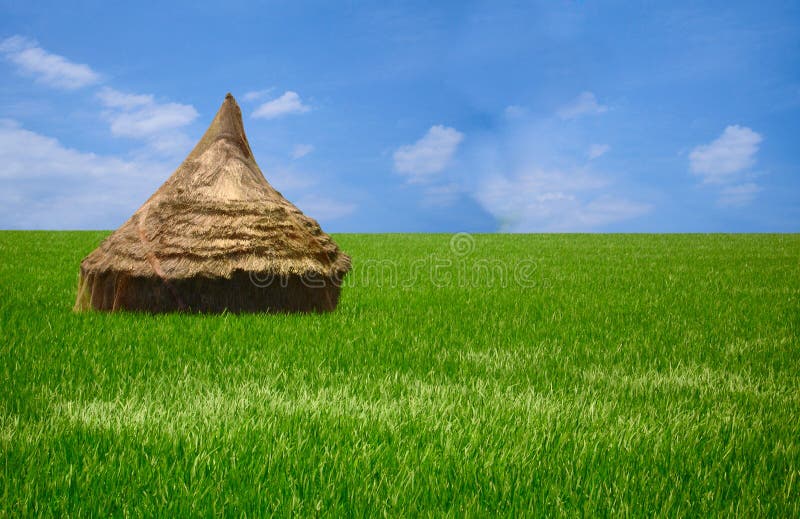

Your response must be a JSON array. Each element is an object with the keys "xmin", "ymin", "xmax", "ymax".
[{"xmin": 80, "ymin": 93, "xmax": 351, "ymax": 281}]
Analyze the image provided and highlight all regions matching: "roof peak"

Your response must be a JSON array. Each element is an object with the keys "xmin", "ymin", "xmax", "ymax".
[{"xmin": 185, "ymin": 92, "xmax": 253, "ymax": 161}]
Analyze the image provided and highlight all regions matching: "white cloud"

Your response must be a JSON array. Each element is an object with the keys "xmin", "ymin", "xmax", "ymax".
[
  {"xmin": 588, "ymin": 143, "xmax": 610, "ymax": 159},
  {"xmin": 393, "ymin": 125, "xmax": 464, "ymax": 182},
  {"xmin": 0, "ymin": 40, "xmax": 195, "ymax": 156},
  {"xmin": 252, "ymin": 91, "xmax": 311, "ymax": 119},
  {"xmin": 387, "ymin": 102, "xmax": 646, "ymax": 226},
  {"xmin": 98, "ymin": 87, "xmax": 197, "ymax": 139},
  {"xmin": 96, "ymin": 87, "xmax": 152, "ymax": 109},
  {"xmin": 689, "ymin": 125, "xmax": 764, "ymax": 207},
  {"xmin": 0, "ymin": 119, "xmax": 171, "ymax": 229},
  {"xmin": 0, "ymin": 39, "xmax": 195, "ymax": 150},
  {"xmin": 96, "ymin": 87, "xmax": 198, "ymax": 156},
  {"xmin": 0, "ymin": 121, "xmax": 358, "ymax": 228},
  {"xmin": 291, "ymin": 143, "xmax": 314, "ymax": 159},
  {"xmin": 718, "ymin": 182, "xmax": 761, "ymax": 207},
  {"xmin": 106, "ymin": 104, "xmax": 197, "ymax": 138},
  {"xmin": 689, "ymin": 125, "xmax": 762, "ymax": 183},
  {"xmin": 294, "ymin": 194, "xmax": 356, "ymax": 221},
  {"xmin": 475, "ymin": 168, "xmax": 650, "ymax": 232},
  {"xmin": 242, "ymin": 89, "xmax": 273, "ymax": 102},
  {"xmin": 557, "ymin": 91, "xmax": 608, "ymax": 119},
  {"xmin": 460, "ymin": 107, "xmax": 650, "ymax": 231},
  {"xmin": 0, "ymin": 36, "xmax": 100, "ymax": 90},
  {"xmin": 0, "ymin": 119, "xmax": 132, "ymax": 179}
]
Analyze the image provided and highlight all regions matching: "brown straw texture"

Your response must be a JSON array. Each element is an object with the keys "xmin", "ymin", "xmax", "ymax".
[{"xmin": 74, "ymin": 93, "xmax": 351, "ymax": 313}]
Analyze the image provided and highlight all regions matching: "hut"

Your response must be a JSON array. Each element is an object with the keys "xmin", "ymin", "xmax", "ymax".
[{"xmin": 74, "ymin": 93, "xmax": 351, "ymax": 313}]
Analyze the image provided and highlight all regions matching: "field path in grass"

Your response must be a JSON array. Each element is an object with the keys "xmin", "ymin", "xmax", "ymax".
[{"xmin": 1, "ymin": 232, "xmax": 799, "ymax": 515}]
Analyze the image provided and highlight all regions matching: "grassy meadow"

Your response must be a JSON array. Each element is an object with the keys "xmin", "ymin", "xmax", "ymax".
[{"xmin": 1, "ymin": 231, "xmax": 799, "ymax": 516}]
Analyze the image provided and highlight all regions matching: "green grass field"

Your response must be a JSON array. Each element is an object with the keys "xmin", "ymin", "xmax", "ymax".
[{"xmin": 1, "ymin": 232, "xmax": 799, "ymax": 516}]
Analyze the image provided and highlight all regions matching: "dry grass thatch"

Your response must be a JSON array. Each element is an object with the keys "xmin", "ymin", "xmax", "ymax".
[{"xmin": 74, "ymin": 93, "xmax": 351, "ymax": 313}]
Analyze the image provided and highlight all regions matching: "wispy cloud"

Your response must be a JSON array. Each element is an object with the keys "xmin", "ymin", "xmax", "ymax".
[
  {"xmin": 96, "ymin": 87, "xmax": 152, "ymax": 109},
  {"xmin": 718, "ymin": 182, "xmax": 761, "ymax": 208},
  {"xmin": 96, "ymin": 87, "xmax": 198, "ymax": 156},
  {"xmin": 464, "ymin": 102, "xmax": 649, "ymax": 231},
  {"xmin": 557, "ymin": 91, "xmax": 608, "ymax": 120},
  {"xmin": 0, "ymin": 118, "xmax": 129, "ymax": 179},
  {"xmin": 391, "ymin": 99, "xmax": 647, "ymax": 226},
  {"xmin": 393, "ymin": 125, "xmax": 464, "ymax": 183},
  {"xmin": 0, "ymin": 119, "xmax": 170, "ymax": 228},
  {"xmin": 588, "ymin": 143, "xmax": 610, "ymax": 159},
  {"xmin": 105, "ymin": 103, "xmax": 197, "ymax": 139},
  {"xmin": 689, "ymin": 125, "xmax": 762, "ymax": 183},
  {"xmin": 242, "ymin": 89, "xmax": 273, "ymax": 102},
  {"xmin": 0, "ymin": 40, "xmax": 196, "ymax": 156},
  {"xmin": 0, "ymin": 36, "xmax": 100, "ymax": 90},
  {"xmin": 291, "ymin": 143, "xmax": 314, "ymax": 159},
  {"xmin": 252, "ymin": 91, "xmax": 311, "ymax": 119},
  {"xmin": 97, "ymin": 87, "xmax": 197, "ymax": 139},
  {"xmin": 0, "ymin": 120, "xmax": 349, "ymax": 229},
  {"xmin": 475, "ymin": 168, "xmax": 650, "ymax": 232},
  {"xmin": 689, "ymin": 125, "xmax": 763, "ymax": 206}
]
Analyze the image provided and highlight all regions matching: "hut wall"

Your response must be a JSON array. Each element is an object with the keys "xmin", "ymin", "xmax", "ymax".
[{"xmin": 74, "ymin": 270, "xmax": 343, "ymax": 313}]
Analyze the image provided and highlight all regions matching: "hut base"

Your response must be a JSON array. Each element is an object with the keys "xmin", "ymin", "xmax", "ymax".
[{"xmin": 74, "ymin": 270, "xmax": 343, "ymax": 313}]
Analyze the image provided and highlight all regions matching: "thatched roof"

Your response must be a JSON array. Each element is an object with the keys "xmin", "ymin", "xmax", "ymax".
[{"xmin": 79, "ymin": 93, "xmax": 351, "ymax": 281}]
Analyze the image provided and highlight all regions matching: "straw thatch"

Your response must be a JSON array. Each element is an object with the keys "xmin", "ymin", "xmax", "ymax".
[{"xmin": 74, "ymin": 93, "xmax": 351, "ymax": 313}]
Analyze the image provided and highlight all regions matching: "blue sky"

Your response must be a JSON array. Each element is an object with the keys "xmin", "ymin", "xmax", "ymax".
[{"xmin": 1, "ymin": 1, "xmax": 798, "ymax": 232}]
